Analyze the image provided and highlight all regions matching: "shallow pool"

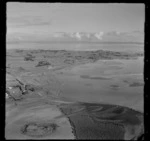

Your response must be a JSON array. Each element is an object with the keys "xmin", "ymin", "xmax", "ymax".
[{"xmin": 55, "ymin": 57, "xmax": 144, "ymax": 112}]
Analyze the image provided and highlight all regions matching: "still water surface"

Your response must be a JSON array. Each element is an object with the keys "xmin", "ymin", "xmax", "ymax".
[
  {"xmin": 7, "ymin": 43, "xmax": 144, "ymax": 53},
  {"xmin": 55, "ymin": 57, "xmax": 144, "ymax": 112}
]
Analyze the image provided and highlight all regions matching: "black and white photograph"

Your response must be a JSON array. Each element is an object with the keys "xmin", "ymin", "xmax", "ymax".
[{"xmin": 6, "ymin": 2, "xmax": 144, "ymax": 140}]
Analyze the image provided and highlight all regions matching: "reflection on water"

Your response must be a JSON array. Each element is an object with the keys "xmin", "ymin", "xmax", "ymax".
[{"xmin": 56, "ymin": 57, "xmax": 144, "ymax": 112}]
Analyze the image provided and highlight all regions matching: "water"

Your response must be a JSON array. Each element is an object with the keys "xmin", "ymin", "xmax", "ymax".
[
  {"xmin": 55, "ymin": 57, "xmax": 144, "ymax": 112},
  {"xmin": 7, "ymin": 42, "xmax": 144, "ymax": 53}
]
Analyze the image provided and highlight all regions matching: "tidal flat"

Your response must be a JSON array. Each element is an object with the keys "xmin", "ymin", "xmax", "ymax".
[{"xmin": 6, "ymin": 48, "xmax": 144, "ymax": 139}]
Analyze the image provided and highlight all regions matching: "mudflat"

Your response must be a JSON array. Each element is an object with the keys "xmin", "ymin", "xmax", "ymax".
[{"xmin": 6, "ymin": 49, "xmax": 144, "ymax": 140}]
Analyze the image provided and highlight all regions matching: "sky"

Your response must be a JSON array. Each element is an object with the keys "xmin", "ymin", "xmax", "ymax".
[{"xmin": 7, "ymin": 3, "xmax": 145, "ymax": 35}]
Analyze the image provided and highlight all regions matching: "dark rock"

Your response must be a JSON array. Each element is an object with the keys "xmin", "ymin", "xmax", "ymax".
[{"xmin": 25, "ymin": 84, "xmax": 35, "ymax": 92}]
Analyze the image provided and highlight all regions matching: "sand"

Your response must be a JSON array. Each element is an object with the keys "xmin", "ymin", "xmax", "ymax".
[{"xmin": 5, "ymin": 100, "xmax": 75, "ymax": 139}]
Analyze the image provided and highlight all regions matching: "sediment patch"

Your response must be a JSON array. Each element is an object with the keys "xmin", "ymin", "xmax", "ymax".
[
  {"xmin": 20, "ymin": 122, "xmax": 58, "ymax": 138},
  {"xmin": 80, "ymin": 75, "xmax": 112, "ymax": 80}
]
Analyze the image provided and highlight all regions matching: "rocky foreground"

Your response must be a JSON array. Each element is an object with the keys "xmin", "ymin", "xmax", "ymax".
[{"xmin": 6, "ymin": 49, "xmax": 144, "ymax": 140}]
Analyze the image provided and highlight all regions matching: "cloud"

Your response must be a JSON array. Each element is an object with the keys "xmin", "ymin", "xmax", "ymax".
[
  {"xmin": 7, "ymin": 16, "xmax": 52, "ymax": 27},
  {"xmin": 95, "ymin": 32, "xmax": 104, "ymax": 40}
]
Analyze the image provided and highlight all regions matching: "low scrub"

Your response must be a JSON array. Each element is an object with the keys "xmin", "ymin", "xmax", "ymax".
[{"xmin": 36, "ymin": 61, "xmax": 51, "ymax": 67}]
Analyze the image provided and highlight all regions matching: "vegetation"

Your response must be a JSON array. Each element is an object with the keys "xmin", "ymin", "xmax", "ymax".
[
  {"xmin": 129, "ymin": 82, "xmax": 144, "ymax": 87},
  {"xmin": 59, "ymin": 102, "xmax": 143, "ymax": 139},
  {"xmin": 24, "ymin": 53, "xmax": 35, "ymax": 61},
  {"xmin": 67, "ymin": 113, "xmax": 124, "ymax": 139},
  {"xmin": 20, "ymin": 122, "xmax": 58, "ymax": 137},
  {"xmin": 36, "ymin": 60, "xmax": 51, "ymax": 67},
  {"xmin": 24, "ymin": 56, "xmax": 35, "ymax": 61}
]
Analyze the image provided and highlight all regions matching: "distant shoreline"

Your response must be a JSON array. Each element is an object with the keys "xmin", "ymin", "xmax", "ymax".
[{"xmin": 7, "ymin": 41, "xmax": 144, "ymax": 45}]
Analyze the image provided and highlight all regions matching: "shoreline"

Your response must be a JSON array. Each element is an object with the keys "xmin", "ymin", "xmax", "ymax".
[{"xmin": 58, "ymin": 106, "xmax": 77, "ymax": 139}]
